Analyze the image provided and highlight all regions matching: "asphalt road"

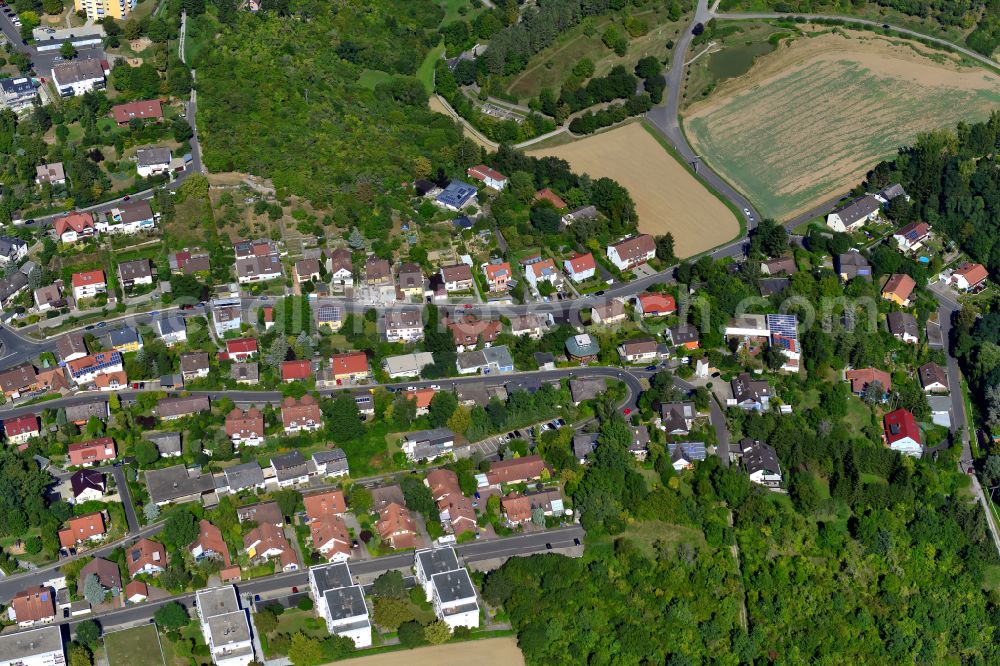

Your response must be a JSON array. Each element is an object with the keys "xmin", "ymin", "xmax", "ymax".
[
  {"xmin": 0, "ymin": 366, "xmax": 649, "ymax": 418},
  {"xmin": 927, "ymin": 282, "xmax": 1000, "ymax": 553},
  {"xmin": 109, "ymin": 465, "xmax": 141, "ymax": 534},
  {"xmin": 0, "ymin": 520, "xmax": 165, "ymax": 604},
  {"xmin": 46, "ymin": 525, "xmax": 584, "ymax": 635},
  {"xmin": 645, "ymin": 0, "xmax": 762, "ymax": 231}
]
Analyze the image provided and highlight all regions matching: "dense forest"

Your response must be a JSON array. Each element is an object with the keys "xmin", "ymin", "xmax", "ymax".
[
  {"xmin": 719, "ymin": 0, "xmax": 1000, "ymax": 55},
  {"xmin": 862, "ymin": 112, "xmax": 1000, "ymax": 436},
  {"xmin": 194, "ymin": 0, "xmax": 466, "ymax": 211}
]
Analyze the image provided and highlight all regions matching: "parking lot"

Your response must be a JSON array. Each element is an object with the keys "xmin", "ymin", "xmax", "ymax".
[{"xmin": 469, "ymin": 419, "xmax": 567, "ymax": 458}]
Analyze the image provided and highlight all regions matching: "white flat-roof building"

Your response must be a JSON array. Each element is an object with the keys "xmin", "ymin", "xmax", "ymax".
[
  {"xmin": 0, "ymin": 625, "xmax": 64, "ymax": 666},
  {"xmin": 309, "ymin": 562, "xmax": 371, "ymax": 648},
  {"xmin": 195, "ymin": 586, "xmax": 255, "ymax": 666},
  {"xmin": 383, "ymin": 352, "xmax": 435, "ymax": 379},
  {"xmin": 415, "ymin": 547, "xmax": 460, "ymax": 599},
  {"xmin": 430, "ymin": 569, "xmax": 480, "ymax": 631},
  {"xmin": 414, "ymin": 547, "xmax": 480, "ymax": 631}
]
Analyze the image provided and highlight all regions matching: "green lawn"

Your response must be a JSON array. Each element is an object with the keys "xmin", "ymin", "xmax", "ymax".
[
  {"xmin": 97, "ymin": 117, "xmax": 117, "ymax": 132},
  {"xmin": 417, "ymin": 42, "xmax": 445, "ymax": 94},
  {"xmin": 439, "ymin": 0, "xmax": 481, "ymax": 25},
  {"xmin": 103, "ymin": 624, "xmax": 167, "ymax": 666},
  {"xmin": 842, "ymin": 395, "xmax": 873, "ymax": 439},
  {"xmin": 622, "ymin": 520, "xmax": 706, "ymax": 559},
  {"xmin": 358, "ymin": 69, "xmax": 393, "ymax": 90}
]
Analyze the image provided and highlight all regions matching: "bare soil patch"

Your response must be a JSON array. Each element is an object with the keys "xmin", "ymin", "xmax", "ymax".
[
  {"xmin": 335, "ymin": 637, "xmax": 526, "ymax": 666},
  {"xmin": 684, "ymin": 28, "xmax": 1000, "ymax": 220},
  {"xmin": 129, "ymin": 37, "xmax": 152, "ymax": 53},
  {"xmin": 528, "ymin": 122, "xmax": 739, "ymax": 258}
]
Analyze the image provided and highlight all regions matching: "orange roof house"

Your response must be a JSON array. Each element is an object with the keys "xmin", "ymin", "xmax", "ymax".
[
  {"xmin": 281, "ymin": 360, "xmax": 312, "ymax": 382},
  {"xmin": 376, "ymin": 502, "xmax": 418, "ymax": 550},
  {"xmin": 310, "ymin": 514, "xmax": 351, "ymax": 561},
  {"xmin": 881, "ymin": 273, "xmax": 916, "ymax": 306},
  {"xmin": 486, "ymin": 454, "xmax": 546, "ymax": 486},
  {"xmin": 329, "ymin": 352, "xmax": 370, "ymax": 380},
  {"xmin": 67, "ymin": 437, "xmax": 117, "ymax": 467},
  {"xmin": 58, "ymin": 512, "xmax": 106, "ymax": 548},
  {"xmin": 636, "ymin": 292, "xmax": 676, "ymax": 317},
  {"xmin": 54, "ymin": 212, "xmax": 95, "ymax": 240},
  {"xmin": 534, "ymin": 188, "xmax": 567, "ymax": 209},
  {"xmin": 71, "ymin": 269, "xmax": 106, "ymax": 289},
  {"xmin": 112, "ymin": 99, "xmax": 163, "ymax": 124},
  {"xmin": 190, "ymin": 519, "xmax": 231, "ymax": 566},
  {"xmin": 94, "ymin": 370, "xmax": 128, "ymax": 391},
  {"xmin": 953, "ymin": 262, "xmax": 989, "ymax": 290},
  {"xmin": 402, "ymin": 388, "xmax": 436, "ymax": 414},
  {"xmin": 126, "ymin": 538, "xmax": 166, "ymax": 577},
  {"xmin": 845, "ymin": 368, "xmax": 892, "ymax": 395},
  {"xmin": 11, "ymin": 586, "xmax": 56, "ymax": 625},
  {"xmin": 303, "ymin": 489, "xmax": 347, "ymax": 519},
  {"xmin": 484, "ymin": 262, "xmax": 512, "ymax": 291}
]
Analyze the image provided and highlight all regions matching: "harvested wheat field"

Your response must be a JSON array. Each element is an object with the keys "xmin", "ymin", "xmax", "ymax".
[
  {"xmin": 335, "ymin": 637, "xmax": 526, "ymax": 666},
  {"xmin": 685, "ymin": 28, "xmax": 1000, "ymax": 221},
  {"xmin": 528, "ymin": 122, "xmax": 739, "ymax": 257}
]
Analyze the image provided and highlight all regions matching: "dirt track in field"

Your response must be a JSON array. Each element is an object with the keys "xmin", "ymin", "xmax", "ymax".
[{"xmin": 528, "ymin": 122, "xmax": 739, "ymax": 258}]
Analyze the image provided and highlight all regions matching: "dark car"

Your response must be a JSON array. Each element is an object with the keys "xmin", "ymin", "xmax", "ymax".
[
  {"xmin": 882, "ymin": 23, "xmax": 890, "ymax": 28},
  {"xmin": 595, "ymin": 290, "xmax": 605, "ymax": 296},
  {"xmin": 573, "ymin": 538, "xmax": 581, "ymax": 546},
  {"xmin": 545, "ymin": 543, "xmax": 553, "ymax": 550},
  {"xmin": 645, "ymin": 365, "xmax": 658, "ymax": 371}
]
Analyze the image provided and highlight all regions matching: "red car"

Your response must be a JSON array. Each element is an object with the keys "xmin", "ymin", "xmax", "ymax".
[{"xmin": 623, "ymin": 408, "xmax": 631, "ymax": 415}]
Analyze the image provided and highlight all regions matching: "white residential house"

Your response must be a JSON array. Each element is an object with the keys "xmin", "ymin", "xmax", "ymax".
[
  {"xmin": 385, "ymin": 309, "xmax": 424, "ymax": 343},
  {"xmin": 825, "ymin": 195, "xmax": 881, "ymax": 232},
  {"xmin": 97, "ymin": 201, "xmax": 156, "ymax": 235},
  {"xmin": 466, "ymin": 164, "xmax": 508, "ymax": 190},
  {"xmin": 195, "ymin": 586, "xmax": 255, "ymax": 666},
  {"xmin": 52, "ymin": 59, "xmax": 106, "ymax": 97},
  {"xmin": 71, "ymin": 270, "xmax": 106, "ymax": 301},
  {"xmin": 310, "ymin": 562, "xmax": 372, "ymax": 648},
  {"xmin": 156, "ymin": 316, "xmax": 188, "ymax": 346},
  {"xmin": 606, "ymin": 234, "xmax": 655, "ymax": 271},
  {"xmin": 563, "ymin": 252, "xmax": 596, "ymax": 283},
  {"xmin": 0, "ymin": 236, "xmax": 28, "ymax": 265},
  {"xmin": 743, "ymin": 441, "xmax": 783, "ymax": 490},
  {"xmin": 429, "ymin": 569, "xmax": 480, "ymax": 631},
  {"xmin": 414, "ymin": 548, "xmax": 480, "ymax": 632},
  {"xmin": 136, "ymin": 147, "xmax": 172, "ymax": 178},
  {"xmin": 524, "ymin": 258, "xmax": 560, "ymax": 290}
]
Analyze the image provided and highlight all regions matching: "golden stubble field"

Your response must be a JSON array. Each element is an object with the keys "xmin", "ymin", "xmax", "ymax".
[
  {"xmin": 334, "ymin": 637, "xmax": 526, "ymax": 666},
  {"xmin": 684, "ymin": 29, "xmax": 1000, "ymax": 220},
  {"xmin": 528, "ymin": 122, "xmax": 739, "ymax": 258}
]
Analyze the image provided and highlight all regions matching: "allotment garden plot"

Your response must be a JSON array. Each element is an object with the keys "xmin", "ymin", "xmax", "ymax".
[{"xmin": 684, "ymin": 29, "xmax": 1000, "ymax": 220}]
